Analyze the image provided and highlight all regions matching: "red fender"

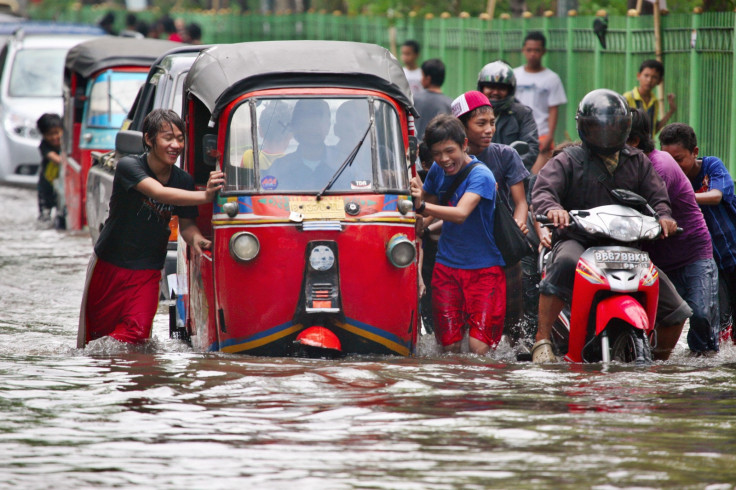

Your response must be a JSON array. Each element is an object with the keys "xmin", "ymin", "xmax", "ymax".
[{"xmin": 595, "ymin": 295, "xmax": 651, "ymax": 336}]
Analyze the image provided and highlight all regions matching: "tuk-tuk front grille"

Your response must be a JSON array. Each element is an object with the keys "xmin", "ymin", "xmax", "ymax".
[
  {"xmin": 311, "ymin": 283, "xmax": 336, "ymax": 297},
  {"xmin": 306, "ymin": 283, "xmax": 340, "ymax": 313}
]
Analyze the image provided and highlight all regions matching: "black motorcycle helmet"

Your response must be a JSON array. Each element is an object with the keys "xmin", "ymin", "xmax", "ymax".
[
  {"xmin": 576, "ymin": 89, "xmax": 632, "ymax": 156},
  {"xmin": 477, "ymin": 61, "xmax": 516, "ymax": 96}
]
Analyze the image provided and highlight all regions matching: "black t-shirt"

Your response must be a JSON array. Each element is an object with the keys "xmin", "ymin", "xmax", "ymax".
[
  {"xmin": 95, "ymin": 154, "xmax": 198, "ymax": 270},
  {"xmin": 39, "ymin": 140, "xmax": 60, "ymax": 172}
]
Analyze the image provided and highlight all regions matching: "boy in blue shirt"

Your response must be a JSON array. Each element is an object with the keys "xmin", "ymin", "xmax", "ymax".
[
  {"xmin": 452, "ymin": 90, "xmax": 532, "ymax": 345},
  {"xmin": 660, "ymin": 122, "xmax": 736, "ymax": 346},
  {"xmin": 410, "ymin": 114, "xmax": 506, "ymax": 354}
]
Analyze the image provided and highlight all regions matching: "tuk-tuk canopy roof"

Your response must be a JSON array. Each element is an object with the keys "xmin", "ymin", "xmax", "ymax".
[
  {"xmin": 185, "ymin": 41, "xmax": 417, "ymax": 120},
  {"xmin": 65, "ymin": 37, "xmax": 181, "ymax": 78}
]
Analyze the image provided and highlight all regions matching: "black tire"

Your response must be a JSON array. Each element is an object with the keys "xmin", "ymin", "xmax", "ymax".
[{"xmin": 611, "ymin": 326, "xmax": 652, "ymax": 364}]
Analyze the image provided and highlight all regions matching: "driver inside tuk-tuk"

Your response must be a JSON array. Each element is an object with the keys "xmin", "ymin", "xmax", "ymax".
[{"xmin": 267, "ymin": 99, "xmax": 336, "ymax": 190}]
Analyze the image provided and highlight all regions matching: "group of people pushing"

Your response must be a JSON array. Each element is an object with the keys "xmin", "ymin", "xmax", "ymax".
[
  {"xmin": 58, "ymin": 32, "xmax": 736, "ymax": 360},
  {"xmin": 406, "ymin": 32, "xmax": 736, "ymax": 362}
]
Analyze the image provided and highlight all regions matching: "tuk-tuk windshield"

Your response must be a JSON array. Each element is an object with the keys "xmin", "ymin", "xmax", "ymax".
[
  {"xmin": 225, "ymin": 97, "xmax": 407, "ymax": 193},
  {"xmin": 85, "ymin": 70, "xmax": 147, "ymax": 129}
]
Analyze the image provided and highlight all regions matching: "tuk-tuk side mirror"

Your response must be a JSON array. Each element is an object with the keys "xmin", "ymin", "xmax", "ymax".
[
  {"xmin": 202, "ymin": 134, "xmax": 218, "ymax": 167},
  {"xmin": 115, "ymin": 130, "xmax": 144, "ymax": 155},
  {"xmin": 408, "ymin": 135, "xmax": 418, "ymax": 169}
]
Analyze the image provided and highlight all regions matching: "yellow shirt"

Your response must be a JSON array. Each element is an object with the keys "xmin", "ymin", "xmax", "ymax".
[
  {"xmin": 623, "ymin": 87, "xmax": 660, "ymax": 137},
  {"xmin": 240, "ymin": 149, "xmax": 284, "ymax": 170}
]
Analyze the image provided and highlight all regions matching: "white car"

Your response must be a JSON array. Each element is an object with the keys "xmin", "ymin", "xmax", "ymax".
[{"xmin": 0, "ymin": 28, "xmax": 101, "ymax": 185}]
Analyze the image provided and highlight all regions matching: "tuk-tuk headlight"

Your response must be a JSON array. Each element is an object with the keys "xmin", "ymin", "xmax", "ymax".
[
  {"xmin": 386, "ymin": 234, "xmax": 416, "ymax": 268},
  {"xmin": 230, "ymin": 232, "xmax": 260, "ymax": 262},
  {"xmin": 309, "ymin": 245, "xmax": 335, "ymax": 271}
]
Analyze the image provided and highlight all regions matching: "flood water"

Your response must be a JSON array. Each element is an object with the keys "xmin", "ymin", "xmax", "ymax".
[{"xmin": 1, "ymin": 184, "xmax": 736, "ymax": 489}]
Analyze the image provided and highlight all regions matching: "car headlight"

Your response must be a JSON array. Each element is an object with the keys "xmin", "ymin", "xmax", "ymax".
[
  {"xmin": 386, "ymin": 234, "xmax": 416, "ymax": 268},
  {"xmin": 229, "ymin": 232, "xmax": 260, "ymax": 262},
  {"xmin": 309, "ymin": 245, "xmax": 335, "ymax": 271},
  {"xmin": 5, "ymin": 112, "xmax": 40, "ymax": 140}
]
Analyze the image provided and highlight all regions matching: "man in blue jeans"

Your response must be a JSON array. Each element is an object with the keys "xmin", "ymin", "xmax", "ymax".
[
  {"xmin": 629, "ymin": 110, "xmax": 719, "ymax": 357},
  {"xmin": 660, "ymin": 122, "xmax": 731, "ymax": 355}
]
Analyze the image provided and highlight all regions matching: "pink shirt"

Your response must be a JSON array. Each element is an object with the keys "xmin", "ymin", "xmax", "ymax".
[{"xmin": 643, "ymin": 149, "xmax": 713, "ymax": 272}]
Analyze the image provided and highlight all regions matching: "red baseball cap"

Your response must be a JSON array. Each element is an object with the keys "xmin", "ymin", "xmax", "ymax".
[{"xmin": 451, "ymin": 90, "xmax": 491, "ymax": 118}]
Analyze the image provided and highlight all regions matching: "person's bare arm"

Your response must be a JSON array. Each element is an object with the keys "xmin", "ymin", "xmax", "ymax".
[
  {"xmin": 135, "ymin": 170, "xmax": 224, "ymax": 206},
  {"xmin": 179, "ymin": 217, "xmax": 210, "ymax": 258},
  {"xmin": 46, "ymin": 151, "xmax": 62, "ymax": 164},
  {"xmin": 535, "ymin": 218, "xmax": 552, "ymax": 250},
  {"xmin": 417, "ymin": 245, "xmax": 426, "ymax": 297},
  {"xmin": 695, "ymin": 189, "xmax": 723, "ymax": 206},
  {"xmin": 542, "ymin": 106, "xmax": 559, "ymax": 152},
  {"xmin": 655, "ymin": 93, "xmax": 677, "ymax": 133},
  {"xmin": 417, "ymin": 192, "xmax": 482, "ymax": 224},
  {"xmin": 509, "ymin": 181, "xmax": 529, "ymax": 234}
]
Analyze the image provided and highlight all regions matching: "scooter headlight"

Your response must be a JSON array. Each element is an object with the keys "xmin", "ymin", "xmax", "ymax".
[
  {"xmin": 607, "ymin": 217, "xmax": 641, "ymax": 242},
  {"xmin": 386, "ymin": 234, "xmax": 416, "ymax": 268},
  {"xmin": 641, "ymin": 221, "xmax": 662, "ymax": 240},
  {"xmin": 230, "ymin": 232, "xmax": 260, "ymax": 262}
]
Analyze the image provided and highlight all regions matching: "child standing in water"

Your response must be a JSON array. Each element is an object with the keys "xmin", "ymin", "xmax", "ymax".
[{"xmin": 36, "ymin": 113, "xmax": 63, "ymax": 223}]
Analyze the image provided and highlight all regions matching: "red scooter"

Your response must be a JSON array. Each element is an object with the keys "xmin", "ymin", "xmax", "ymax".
[{"xmin": 538, "ymin": 190, "xmax": 665, "ymax": 364}]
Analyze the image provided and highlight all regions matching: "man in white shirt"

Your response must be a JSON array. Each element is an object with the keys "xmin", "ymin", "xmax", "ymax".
[
  {"xmin": 514, "ymin": 31, "xmax": 567, "ymax": 173},
  {"xmin": 401, "ymin": 40, "xmax": 424, "ymax": 96}
]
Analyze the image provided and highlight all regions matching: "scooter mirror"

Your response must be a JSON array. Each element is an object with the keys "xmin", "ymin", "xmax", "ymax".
[
  {"xmin": 611, "ymin": 188, "xmax": 647, "ymax": 207},
  {"xmin": 509, "ymin": 140, "xmax": 529, "ymax": 156}
]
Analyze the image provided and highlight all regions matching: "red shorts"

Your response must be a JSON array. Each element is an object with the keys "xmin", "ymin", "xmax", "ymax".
[
  {"xmin": 82, "ymin": 257, "xmax": 161, "ymax": 345},
  {"xmin": 431, "ymin": 262, "xmax": 506, "ymax": 348}
]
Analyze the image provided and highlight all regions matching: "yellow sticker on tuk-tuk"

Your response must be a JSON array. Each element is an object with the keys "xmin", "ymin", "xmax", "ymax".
[{"xmin": 289, "ymin": 196, "xmax": 346, "ymax": 220}]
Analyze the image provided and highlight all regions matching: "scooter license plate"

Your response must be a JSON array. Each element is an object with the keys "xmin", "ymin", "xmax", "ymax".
[
  {"xmin": 594, "ymin": 251, "xmax": 649, "ymax": 269},
  {"xmin": 289, "ymin": 196, "xmax": 346, "ymax": 220}
]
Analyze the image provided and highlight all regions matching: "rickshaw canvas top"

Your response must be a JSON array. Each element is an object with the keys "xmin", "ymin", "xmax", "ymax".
[
  {"xmin": 65, "ymin": 37, "xmax": 182, "ymax": 78},
  {"xmin": 185, "ymin": 40, "xmax": 417, "ymax": 121}
]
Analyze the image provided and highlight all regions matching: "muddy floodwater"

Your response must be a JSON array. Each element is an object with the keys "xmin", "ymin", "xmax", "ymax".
[{"xmin": 1, "ymin": 185, "xmax": 736, "ymax": 489}]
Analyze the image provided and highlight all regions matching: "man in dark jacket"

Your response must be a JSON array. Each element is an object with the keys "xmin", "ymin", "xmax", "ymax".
[
  {"xmin": 477, "ymin": 61, "xmax": 540, "ymax": 171},
  {"xmin": 530, "ymin": 89, "xmax": 678, "ymax": 363}
]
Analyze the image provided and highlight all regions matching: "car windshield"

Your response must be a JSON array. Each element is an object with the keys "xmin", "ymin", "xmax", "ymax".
[
  {"xmin": 8, "ymin": 48, "xmax": 67, "ymax": 97},
  {"xmin": 225, "ymin": 96, "xmax": 407, "ymax": 193},
  {"xmin": 85, "ymin": 70, "xmax": 147, "ymax": 129}
]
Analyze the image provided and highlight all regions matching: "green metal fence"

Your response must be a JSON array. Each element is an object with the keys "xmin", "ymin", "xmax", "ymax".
[{"xmin": 32, "ymin": 6, "xmax": 736, "ymax": 173}]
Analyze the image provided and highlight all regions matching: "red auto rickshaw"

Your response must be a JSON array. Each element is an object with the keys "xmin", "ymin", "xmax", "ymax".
[
  {"xmin": 171, "ymin": 41, "xmax": 420, "ymax": 356},
  {"xmin": 59, "ymin": 37, "xmax": 180, "ymax": 230}
]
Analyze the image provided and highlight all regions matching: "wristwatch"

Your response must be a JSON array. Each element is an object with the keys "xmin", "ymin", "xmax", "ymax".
[{"xmin": 416, "ymin": 201, "xmax": 426, "ymax": 214}]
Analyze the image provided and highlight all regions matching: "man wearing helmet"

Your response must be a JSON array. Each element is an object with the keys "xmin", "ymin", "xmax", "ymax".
[
  {"xmin": 477, "ymin": 60, "xmax": 540, "ymax": 171},
  {"xmin": 530, "ymin": 89, "xmax": 678, "ymax": 363}
]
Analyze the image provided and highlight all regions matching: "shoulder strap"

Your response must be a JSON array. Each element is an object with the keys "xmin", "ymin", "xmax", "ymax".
[
  {"xmin": 563, "ymin": 145, "xmax": 616, "ymax": 194},
  {"xmin": 440, "ymin": 162, "xmax": 481, "ymax": 206}
]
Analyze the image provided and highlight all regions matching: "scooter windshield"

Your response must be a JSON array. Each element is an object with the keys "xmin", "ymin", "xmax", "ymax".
[{"xmin": 225, "ymin": 96, "xmax": 407, "ymax": 193}]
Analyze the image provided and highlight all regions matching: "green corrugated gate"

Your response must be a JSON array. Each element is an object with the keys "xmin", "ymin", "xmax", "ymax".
[{"xmin": 32, "ymin": 6, "xmax": 736, "ymax": 174}]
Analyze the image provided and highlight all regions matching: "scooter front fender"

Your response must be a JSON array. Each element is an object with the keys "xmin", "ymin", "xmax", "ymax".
[{"xmin": 595, "ymin": 295, "xmax": 651, "ymax": 336}]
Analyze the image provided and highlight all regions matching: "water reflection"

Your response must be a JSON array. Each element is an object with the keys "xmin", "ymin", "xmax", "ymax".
[{"xmin": 2, "ymin": 185, "xmax": 736, "ymax": 488}]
